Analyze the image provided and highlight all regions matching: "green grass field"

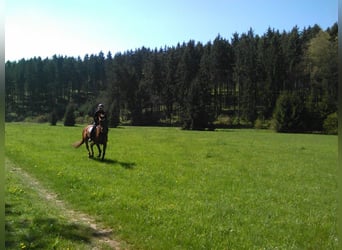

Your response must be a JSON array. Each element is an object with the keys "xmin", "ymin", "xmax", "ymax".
[
  {"xmin": 5, "ymin": 123, "xmax": 338, "ymax": 249},
  {"xmin": 5, "ymin": 158, "xmax": 115, "ymax": 250}
]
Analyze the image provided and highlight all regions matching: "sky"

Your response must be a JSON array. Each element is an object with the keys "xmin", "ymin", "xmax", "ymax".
[{"xmin": 5, "ymin": 0, "xmax": 338, "ymax": 61}]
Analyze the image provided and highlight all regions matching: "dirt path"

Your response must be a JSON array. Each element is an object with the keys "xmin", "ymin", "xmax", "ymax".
[{"xmin": 6, "ymin": 159, "xmax": 124, "ymax": 250}]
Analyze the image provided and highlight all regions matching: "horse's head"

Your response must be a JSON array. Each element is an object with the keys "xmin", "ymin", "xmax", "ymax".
[
  {"xmin": 97, "ymin": 114, "xmax": 108, "ymax": 134},
  {"xmin": 98, "ymin": 113, "xmax": 106, "ymax": 123}
]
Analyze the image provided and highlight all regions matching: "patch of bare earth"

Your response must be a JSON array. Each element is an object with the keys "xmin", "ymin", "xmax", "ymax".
[{"xmin": 6, "ymin": 159, "xmax": 125, "ymax": 250}]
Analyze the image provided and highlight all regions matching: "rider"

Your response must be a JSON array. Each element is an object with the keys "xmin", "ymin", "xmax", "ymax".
[{"xmin": 89, "ymin": 103, "xmax": 106, "ymax": 141}]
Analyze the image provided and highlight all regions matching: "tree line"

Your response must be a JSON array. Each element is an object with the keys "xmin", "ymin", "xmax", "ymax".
[{"xmin": 5, "ymin": 23, "xmax": 338, "ymax": 132}]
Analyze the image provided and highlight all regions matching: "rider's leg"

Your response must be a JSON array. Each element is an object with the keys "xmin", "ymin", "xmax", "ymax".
[{"xmin": 89, "ymin": 124, "xmax": 96, "ymax": 141}]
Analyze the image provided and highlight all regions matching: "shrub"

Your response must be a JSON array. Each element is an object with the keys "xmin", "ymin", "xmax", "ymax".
[
  {"xmin": 254, "ymin": 118, "xmax": 271, "ymax": 129},
  {"xmin": 34, "ymin": 115, "xmax": 49, "ymax": 123},
  {"xmin": 323, "ymin": 112, "xmax": 337, "ymax": 135},
  {"xmin": 213, "ymin": 115, "xmax": 232, "ymax": 128},
  {"xmin": 24, "ymin": 116, "xmax": 35, "ymax": 123},
  {"xmin": 108, "ymin": 102, "xmax": 120, "ymax": 128},
  {"xmin": 75, "ymin": 116, "xmax": 82, "ymax": 124},
  {"xmin": 75, "ymin": 115, "xmax": 93, "ymax": 125},
  {"xmin": 63, "ymin": 103, "xmax": 76, "ymax": 126},
  {"xmin": 273, "ymin": 92, "xmax": 306, "ymax": 133},
  {"xmin": 50, "ymin": 110, "xmax": 58, "ymax": 125},
  {"xmin": 6, "ymin": 112, "xmax": 19, "ymax": 122}
]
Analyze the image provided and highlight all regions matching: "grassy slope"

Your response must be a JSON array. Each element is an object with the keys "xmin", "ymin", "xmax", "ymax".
[{"xmin": 5, "ymin": 123, "xmax": 338, "ymax": 249}]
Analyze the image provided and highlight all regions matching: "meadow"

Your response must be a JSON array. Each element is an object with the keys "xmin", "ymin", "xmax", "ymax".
[{"xmin": 5, "ymin": 123, "xmax": 338, "ymax": 249}]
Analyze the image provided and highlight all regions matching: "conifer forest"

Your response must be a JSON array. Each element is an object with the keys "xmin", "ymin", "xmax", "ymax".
[{"xmin": 5, "ymin": 23, "xmax": 338, "ymax": 132}]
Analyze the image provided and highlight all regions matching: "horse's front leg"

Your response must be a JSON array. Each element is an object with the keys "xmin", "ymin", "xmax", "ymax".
[
  {"xmin": 96, "ymin": 144, "xmax": 101, "ymax": 158},
  {"xmin": 101, "ymin": 143, "xmax": 106, "ymax": 161}
]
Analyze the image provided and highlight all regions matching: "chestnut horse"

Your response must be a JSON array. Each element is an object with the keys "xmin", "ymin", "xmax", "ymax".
[{"xmin": 73, "ymin": 114, "xmax": 108, "ymax": 160}]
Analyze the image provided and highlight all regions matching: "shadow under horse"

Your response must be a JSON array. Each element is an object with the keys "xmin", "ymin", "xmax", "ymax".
[{"xmin": 73, "ymin": 114, "xmax": 108, "ymax": 161}]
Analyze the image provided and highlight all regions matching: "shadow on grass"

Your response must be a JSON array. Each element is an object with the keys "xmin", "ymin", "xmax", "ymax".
[
  {"xmin": 91, "ymin": 157, "xmax": 136, "ymax": 169},
  {"xmin": 5, "ymin": 203, "xmax": 109, "ymax": 249}
]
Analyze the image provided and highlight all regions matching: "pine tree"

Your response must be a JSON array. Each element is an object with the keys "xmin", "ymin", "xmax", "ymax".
[
  {"xmin": 163, "ymin": 47, "xmax": 178, "ymax": 124},
  {"xmin": 183, "ymin": 45, "xmax": 214, "ymax": 130},
  {"xmin": 210, "ymin": 35, "xmax": 233, "ymax": 114},
  {"xmin": 4, "ymin": 23, "xmax": 338, "ymax": 131}
]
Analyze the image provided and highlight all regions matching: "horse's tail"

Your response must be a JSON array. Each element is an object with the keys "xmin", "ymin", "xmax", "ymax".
[
  {"xmin": 72, "ymin": 140, "xmax": 84, "ymax": 148},
  {"xmin": 73, "ymin": 125, "xmax": 90, "ymax": 148}
]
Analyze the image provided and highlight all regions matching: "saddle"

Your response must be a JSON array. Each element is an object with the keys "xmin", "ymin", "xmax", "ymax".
[
  {"xmin": 88, "ymin": 124, "xmax": 106, "ymax": 141},
  {"xmin": 89, "ymin": 114, "xmax": 107, "ymax": 141},
  {"xmin": 87, "ymin": 125, "xmax": 99, "ymax": 140}
]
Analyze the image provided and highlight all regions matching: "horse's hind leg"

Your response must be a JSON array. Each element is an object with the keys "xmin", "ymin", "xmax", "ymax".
[
  {"xmin": 85, "ymin": 139, "xmax": 92, "ymax": 158},
  {"xmin": 90, "ymin": 143, "xmax": 95, "ymax": 158}
]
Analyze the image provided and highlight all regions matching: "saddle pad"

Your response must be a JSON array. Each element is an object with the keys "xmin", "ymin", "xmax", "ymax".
[{"xmin": 87, "ymin": 126, "xmax": 93, "ymax": 135}]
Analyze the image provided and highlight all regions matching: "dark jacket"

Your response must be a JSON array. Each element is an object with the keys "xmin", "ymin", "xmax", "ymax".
[{"xmin": 94, "ymin": 109, "xmax": 106, "ymax": 125}]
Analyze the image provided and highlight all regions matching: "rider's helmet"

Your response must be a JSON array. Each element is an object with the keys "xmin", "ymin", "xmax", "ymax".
[{"xmin": 98, "ymin": 104, "xmax": 104, "ymax": 110}]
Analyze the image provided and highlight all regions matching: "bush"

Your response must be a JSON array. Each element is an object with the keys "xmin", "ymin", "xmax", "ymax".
[
  {"xmin": 24, "ymin": 116, "xmax": 35, "ymax": 123},
  {"xmin": 6, "ymin": 112, "xmax": 19, "ymax": 122},
  {"xmin": 213, "ymin": 115, "xmax": 233, "ymax": 128},
  {"xmin": 34, "ymin": 115, "xmax": 49, "ymax": 123},
  {"xmin": 50, "ymin": 110, "xmax": 58, "ymax": 125},
  {"xmin": 108, "ymin": 101, "xmax": 120, "ymax": 128},
  {"xmin": 323, "ymin": 112, "xmax": 337, "ymax": 135},
  {"xmin": 273, "ymin": 92, "xmax": 306, "ymax": 133},
  {"xmin": 254, "ymin": 118, "xmax": 271, "ymax": 129},
  {"xmin": 75, "ymin": 116, "xmax": 92, "ymax": 125},
  {"xmin": 63, "ymin": 103, "xmax": 76, "ymax": 126}
]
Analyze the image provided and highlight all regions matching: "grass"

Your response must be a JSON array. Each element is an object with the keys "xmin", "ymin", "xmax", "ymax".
[
  {"xmin": 5, "ymin": 159, "xmax": 113, "ymax": 250},
  {"xmin": 5, "ymin": 123, "xmax": 338, "ymax": 249}
]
